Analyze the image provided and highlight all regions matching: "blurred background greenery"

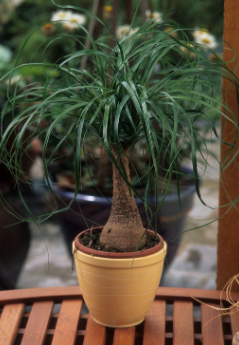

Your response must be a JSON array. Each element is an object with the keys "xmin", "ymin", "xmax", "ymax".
[
  {"xmin": 161, "ymin": 0, "xmax": 224, "ymax": 37},
  {"xmin": 0, "ymin": 0, "xmax": 224, "ymax": 119},
  {"xmin": 0, "ymin": 0, "xmax": 224, "ymax": 62}
]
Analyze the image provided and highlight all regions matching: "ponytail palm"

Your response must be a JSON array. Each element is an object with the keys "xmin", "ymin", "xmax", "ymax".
[{"xmin": 1, "ymin": 13, "xmax": 239, "ymax": 251}]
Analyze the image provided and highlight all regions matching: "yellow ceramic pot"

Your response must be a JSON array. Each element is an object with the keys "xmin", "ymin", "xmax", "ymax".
[{"xmin": 73, "ymin": 227, "xmax": 167, "ymax": 328}]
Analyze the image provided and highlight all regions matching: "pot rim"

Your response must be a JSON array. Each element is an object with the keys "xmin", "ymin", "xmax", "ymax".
[{"xmin": 74, "ymin": 227, "xmax": 164, "ymax": 258}]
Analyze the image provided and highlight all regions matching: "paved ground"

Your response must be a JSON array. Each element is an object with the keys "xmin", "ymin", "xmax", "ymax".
[{"xmin": 16, "ymin": 137, "xmax": 220, "ymax": 291}]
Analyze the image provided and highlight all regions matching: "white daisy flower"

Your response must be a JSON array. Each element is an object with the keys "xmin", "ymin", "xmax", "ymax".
[
  {"xmin": 180, "ymin": 43, "xmax": 196, "ymax": 59},
  {"xmin": 52, "ymin": 11, "xmax": 86, "ymax": 31},
  {"xmin": 62, "ymin": 22, "xmax": 76, "ymax": 32},
  {"xmin": 5, "ymin": 75, "xmax": 22, "ymax": 86},
  {"xmin": 164, "ymin": 27, "xmax": 178, "ymax": 38},
  {"xmin": 12, "ymin": 0, "xmax": 24, "ymax": 6},
  {"xmin": 130, "ymin": 27, "xmax": 140, "ymax": 36},
  {"xmin": 192, "ymin": 28, "xmax": 208, "ymax": 39},
  {"xmin": 146, "ymin": 10, "xmax": 151, "ymax": 21},
  {"xmin": 62, "ymin": 14, "xmax": 86, "ymax": 32},
  {"xmin": 116, "ymin": 25, "xmax": 139, "ymax": 39},
  {"xmin": 51, "ymin": 10, "xmax": 72, "ymax": 22},
  {"xmin": 195, "ymin": 32, "xmax": 217, "ymax": 49},
  {"xmin": 151, "ymin": 11, "xmax": 163, "ymax": 23},
  {"xmin": 145, "ymin": 10, "xmax": 163, "ymax": 23},
  {"xmin": 68, "ymin": 13, "xmax": 86, "ymax": 27}
]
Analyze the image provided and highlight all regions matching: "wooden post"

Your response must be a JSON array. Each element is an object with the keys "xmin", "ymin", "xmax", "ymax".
[
  {"xmin": 106, "ymin": 0, "xmax": 120, "ymax": 80},
  {"xmin": 125, "ymin": 0, "xmax": 132, "ymax": 24},
  {"xmin": 93, "ymin": 0, "xmax": 105, "ymax": 41},
  {"xmin": 107, "ymin": 0, "xmax": 120, "ymax": 58},
  {"xmin": 109, "ymin": 0, "xmax": 120, "ymax": 41},
  {"xmin": 140, "ymin": 0, "xmax": 147, "ymax": 25},
  {"xmin": 147, "ymin": 0, "xmax": 153, "ymax": 12},
  {"xmin": 80, "ymin": 0, "xmax": 105, "ymax": 71},
  {"xmin": 217, "ymin": 0, "xmax": 239, "ymax": 292}
]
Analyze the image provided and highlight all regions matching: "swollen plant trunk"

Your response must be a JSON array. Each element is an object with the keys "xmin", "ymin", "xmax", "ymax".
[{"xmin": 100, "ymin": 148, "xmax": 146, "ymax": 251}]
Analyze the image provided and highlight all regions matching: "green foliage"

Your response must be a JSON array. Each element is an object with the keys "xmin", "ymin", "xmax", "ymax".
[
  {"xmin": 160, "ymin": 0, "xmax": 224, "ymax": 37},
  {"xmin": 1, "ymin": 4, "xmax": 239, "ymax": 230},
  {"xmin": 0, "ymin": 0, "xmax": 91, "ymax": 65}
]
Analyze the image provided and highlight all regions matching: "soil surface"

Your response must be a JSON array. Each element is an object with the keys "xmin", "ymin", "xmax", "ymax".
[{"xmin": 78, "ymin": 228, "xmax": 160, "ymax": 253}]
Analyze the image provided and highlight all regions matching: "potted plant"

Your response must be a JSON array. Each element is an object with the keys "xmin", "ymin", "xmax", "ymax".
[
  {"xmin": 47, "ymin": 140, "xmax": 197, "ymax": 267},
  {"xmin": 40, "ymin": 25, "xmax": 221, "ymax": 268},
  {"xmin": 1, "ymin": 3, "xmax": 239, "ymax": 327}
]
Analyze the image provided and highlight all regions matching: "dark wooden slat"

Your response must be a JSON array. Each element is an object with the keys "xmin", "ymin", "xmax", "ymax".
[
  {"xmin": 0, "ymin": 303, "xmax": 24, "ymax": 345},
  {"xmin": 173, "ymin": 301, "xmax": 194, "ymax": 345},
  {"xmin": 143, "ymin": 300, "xmax": 166, "ymax": 345},
  {"xmin": 230, "ymin": 306, "xmax": 239, "ymax": 337},
  {"xmin": 21, "ymin": 301, "xmax": 53, "ymax": 345},
  {"xmin": 201, "ymin": 303, "xmax": 224, "ymax": 345},
  {"xmin": 0, "ymin": 286, "xmax": 82, "ymax": 305},
  {"xmin": 51, "ymin": 300, "xmax": 82, "ymax": 345},
  {"xmin": 83, "ymin": 314, "xmax": 106, "ymax": 345},
  {"xmin": 113, "ymin": 327, "xmax": 135, "ymax": 345}
]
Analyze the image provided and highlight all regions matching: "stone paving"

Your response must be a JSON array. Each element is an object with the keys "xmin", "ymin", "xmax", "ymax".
[
  {"xmin": 17, "ymin": 221, "xmax": 77, "ymax": 289},
  {"xmin": 16, "ymin": 136, "xmax": 220, "ymax": 290}
]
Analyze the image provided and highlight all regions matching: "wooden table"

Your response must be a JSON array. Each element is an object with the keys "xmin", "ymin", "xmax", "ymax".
[{"xmin": 0, "ymin": 286, "xmax": 238, "ymax": 345}]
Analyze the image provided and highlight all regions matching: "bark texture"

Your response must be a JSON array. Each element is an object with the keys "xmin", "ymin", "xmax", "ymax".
[
  {"xmin": 217, "ymin": 0, "xmax": 239, "ymax": 292},
  {"xmin": 100, "ymin": 149, "xmax": 146, "ymax": 251}
]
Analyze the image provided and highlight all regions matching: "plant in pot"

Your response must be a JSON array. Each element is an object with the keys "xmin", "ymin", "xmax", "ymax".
[
  {"xmin": 1, "ymin": 4, "xmax": 239, "ymax": 327},
  {"xmin": 39, "ymin": 26, "xmax": 221, "ymax": 269},
  {"xmin": 44, "ymin": 113, "xmax": 216, "ymax": 267}
]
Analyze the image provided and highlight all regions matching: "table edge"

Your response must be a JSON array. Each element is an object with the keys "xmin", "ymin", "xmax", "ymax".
[{"xmin": 0, "ymin": 286, "xmax": 238, "ymax": 305}]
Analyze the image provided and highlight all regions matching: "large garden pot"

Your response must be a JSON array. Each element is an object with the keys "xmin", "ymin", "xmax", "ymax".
[
  {"xmin": 73, "ymin": 227, "xmax": 167, "ymax": 328},
  {"xmin": 46, "ymin": 167, "xmax": 195, "ymax": 267},
  {"xmin": 0, "ymin": 184, "xmax": 31, "ymax": 290},
  {"xmin": 0, "ymin": 131, "xmax": 40, "ymax": 185}
]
